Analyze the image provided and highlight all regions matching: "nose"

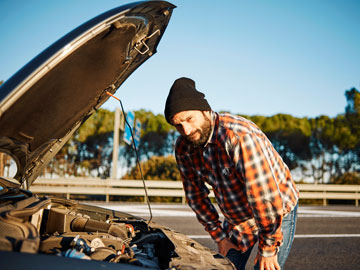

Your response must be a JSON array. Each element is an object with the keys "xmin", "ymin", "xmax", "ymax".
[{"xmin": 181, "ymin": 123, "xmax": 193, "ymax": 136}]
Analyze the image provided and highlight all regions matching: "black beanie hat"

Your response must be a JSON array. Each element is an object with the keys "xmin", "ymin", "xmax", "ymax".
[{"xmin": 164, "ymin": 77, "xmax": 211, "ymax": 123}]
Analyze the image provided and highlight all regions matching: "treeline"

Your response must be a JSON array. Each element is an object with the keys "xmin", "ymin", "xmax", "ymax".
[
  {"xmin": 43, "ymin": 87, "xmax": 360, "ymax": 184},
  {"xmin": 42, "ymin": 109, "xmax": 178, "ymax": 179}
]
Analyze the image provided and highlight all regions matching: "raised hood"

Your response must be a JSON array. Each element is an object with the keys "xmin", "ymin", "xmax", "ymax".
[{"xmin": 0, "ymin": 1, "xmax": 175, "ymax": 187}]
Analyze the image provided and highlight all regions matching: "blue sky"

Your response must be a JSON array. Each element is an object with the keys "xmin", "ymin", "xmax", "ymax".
[{"xmin": 1, "ymin": 0, "xmax": 359, "ymax": 118}]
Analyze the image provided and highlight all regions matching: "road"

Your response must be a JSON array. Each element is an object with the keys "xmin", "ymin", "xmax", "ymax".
[{"xmin": 92, "ymin": 203, "xmax": 360, "ymax": 270}]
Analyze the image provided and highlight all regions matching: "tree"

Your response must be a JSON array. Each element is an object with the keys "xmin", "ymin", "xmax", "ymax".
[
  {"xmin": 301, "ymin": 88, "xmax": 360, "ymax": 184},
  {"xmin": 305, "ymin": 116, "xmax": 337, "ymax": 184},
  {"xmin": 331, "ymin": 172, "xmax": 360, "ymax": 185},
  {"xmin": 122, "ymin": 155, "xmax": 181, "ymax": 180},
  {"xmin": 45, "ymin": 109, "xmax": 115, "ymax": 178},
  {"xmin": 135, "ymin": 110, "xmax": 176, "ymax": 157},
  {"xmin": 249, "ymin": 114, "xmax": 312, "ymax": 170},
  {"xmin": 120, "ymin": 110, "xmax": 177, "ymax": 171},
  {"xmin": 345, "ymin": 87, "xmax": 360, "ymax": 150},
  {"xmin": 345, "ymin": 88, "xmax": 360, "ymax": 117},
  {"xmin": 75, "ymin": 109, "xmax": 114, "ymax": 178}
]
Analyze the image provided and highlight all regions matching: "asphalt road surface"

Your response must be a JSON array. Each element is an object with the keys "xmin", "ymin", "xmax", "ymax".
[{"xmin": 92, "ymin": 203, "xmax": 360, "ymax": 270}]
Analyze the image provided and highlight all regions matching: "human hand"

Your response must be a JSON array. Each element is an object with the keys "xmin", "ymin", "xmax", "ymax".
[
  {"xmin": 217, "ymin": 237, "xmax": 239, "ymax": 256},
  {"xmin": 255, "ymin": 253, "xmax": 280, "ymax": 270}
]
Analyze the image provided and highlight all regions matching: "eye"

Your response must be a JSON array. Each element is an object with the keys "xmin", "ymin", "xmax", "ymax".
[{"xmin": 174, "ymin": 124, "xmax": 182, "ymax": 130}]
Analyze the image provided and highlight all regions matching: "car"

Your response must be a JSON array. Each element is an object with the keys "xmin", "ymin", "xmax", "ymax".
[{"xmin": 0, "ymin": 1, "xmax": 235, "ymax": 269}]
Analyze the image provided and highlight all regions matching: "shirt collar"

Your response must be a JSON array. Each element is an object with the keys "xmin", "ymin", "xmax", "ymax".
[{"xmin": 204, "ymin": 111, "xmax": 218, "ymax": 147}]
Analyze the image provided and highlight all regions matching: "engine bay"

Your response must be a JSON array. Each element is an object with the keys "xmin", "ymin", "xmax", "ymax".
[
  {"xmin": 0, "ymin": 188, "xmax": 175, "ymax": 269},
  {"xmin": 0, "ymin": 178, "xmax": 235, "ymax": 270},
  {"xmin": 40, "ymin": 204, "xmax": 175, "ymax": 268}
]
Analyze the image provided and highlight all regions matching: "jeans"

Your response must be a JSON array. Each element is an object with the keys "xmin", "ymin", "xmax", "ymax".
[{"xmin": 226, "ymin": 204, "xmax": 298, "ymax": 270}]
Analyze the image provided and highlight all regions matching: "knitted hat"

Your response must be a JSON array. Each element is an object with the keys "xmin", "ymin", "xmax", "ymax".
[{"xmin": 164, "ymin": 77, "xmax": 211, "ymax": 123}]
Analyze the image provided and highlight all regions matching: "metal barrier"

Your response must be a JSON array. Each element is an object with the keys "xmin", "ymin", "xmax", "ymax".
[
  {"xmin": 296, "ymin": 184, "xmax": 360, "ymax": 206},
  {"xmin": 29, "ymin": 178, "xmax": 360, "ymax": 206}
]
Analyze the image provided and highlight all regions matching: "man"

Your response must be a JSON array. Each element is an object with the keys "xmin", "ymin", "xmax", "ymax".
[{"xmin": 164, "ymin": 77, "xmax": 299, "ymax": 270}]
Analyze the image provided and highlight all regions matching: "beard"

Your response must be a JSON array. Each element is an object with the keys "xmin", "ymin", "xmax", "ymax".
[{"xmin": 185, "ymin": 112, "xmax": 212, "ymax": 147}]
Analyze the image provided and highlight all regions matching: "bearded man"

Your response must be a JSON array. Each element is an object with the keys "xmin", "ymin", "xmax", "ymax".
[{"xmin": 164, "ymin": 77, "xmax": 299, "ymax": 270}]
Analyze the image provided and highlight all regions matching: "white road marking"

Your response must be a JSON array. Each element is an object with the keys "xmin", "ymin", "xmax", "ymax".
[
  {"xmin": 294, "ymin": 234, "xmax": 360, "ymax": 238},
  {"xmin": 97, "ymin": 204, "xmax": 360, "ymax": 218},
  {"xmin": 97, "ymin": 204, "xmax": 196, "ymax": 216},
  {"xmin": 91, "ymin": 204, "xmax": 360, "ymax": 240},
  {"xmin": 188, "ymin": 234, "xmax": 360, "ymax": 239},
  {"xmin": 298, "ymin": 209, "xmax": 360, "ymax": 217}
]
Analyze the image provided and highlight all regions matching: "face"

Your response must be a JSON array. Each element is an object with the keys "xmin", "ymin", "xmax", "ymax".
[{"xmin": 172, "ymin": 110, "xmax": 212, "ymax": 147}]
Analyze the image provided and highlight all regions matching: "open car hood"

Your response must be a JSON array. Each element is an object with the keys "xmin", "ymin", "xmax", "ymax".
[{"xmin": 0, "ymin": 1, "xmax": 175, "ymax": 187}]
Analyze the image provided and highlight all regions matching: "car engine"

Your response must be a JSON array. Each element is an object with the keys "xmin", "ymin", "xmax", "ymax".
[
  {"xmin": 0, "ymin": 189, "xmax": 175, "ymax": 269},
  {"xmin": 0, "ymin": 178, "xmax": 235, "ymax": 270}
]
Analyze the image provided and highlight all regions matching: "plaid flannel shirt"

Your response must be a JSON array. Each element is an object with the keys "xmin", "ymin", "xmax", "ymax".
[{"xmin": 175, "ymin": 112, "xmax": 299, "ymax": 257}]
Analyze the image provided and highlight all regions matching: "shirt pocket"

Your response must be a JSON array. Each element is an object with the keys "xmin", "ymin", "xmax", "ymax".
[{"xmin": 217, "ymin": 163, "xmax": 241, "ymax": 188}]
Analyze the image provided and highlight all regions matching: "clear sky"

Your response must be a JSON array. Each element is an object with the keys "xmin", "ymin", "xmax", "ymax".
[{"xmin": 1, "ymin": 0, "xmax": 359, "ymax": 118}]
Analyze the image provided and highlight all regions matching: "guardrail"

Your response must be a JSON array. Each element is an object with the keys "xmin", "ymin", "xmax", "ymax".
[{"xmin": 29, "ymin": 178, "xmax": 360, "ymax": 206}]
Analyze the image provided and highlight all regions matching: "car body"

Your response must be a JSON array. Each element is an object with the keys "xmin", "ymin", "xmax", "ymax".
[{"xmin": 0, "ymin": 1, "xmax": 235, "ymax": 269}]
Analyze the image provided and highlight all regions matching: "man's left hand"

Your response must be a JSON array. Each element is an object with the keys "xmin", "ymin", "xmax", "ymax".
[
  {"xmin": 217, "ymin": 237, "xmax": 239, "ymax": 256},
  {"xmin": 255, "ymin": 253, "xmax": 280, "ymax": 270}
]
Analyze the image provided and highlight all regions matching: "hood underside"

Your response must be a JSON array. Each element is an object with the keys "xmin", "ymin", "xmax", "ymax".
[{"xmin": 0, "ymin": 1, "xmax": 175, "ymax": 187}]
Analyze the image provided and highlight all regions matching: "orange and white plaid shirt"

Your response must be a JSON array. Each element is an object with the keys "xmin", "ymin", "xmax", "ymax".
[{"xmin": 175, "ymin": 112, "xmax": 299, "ymax": 256}]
